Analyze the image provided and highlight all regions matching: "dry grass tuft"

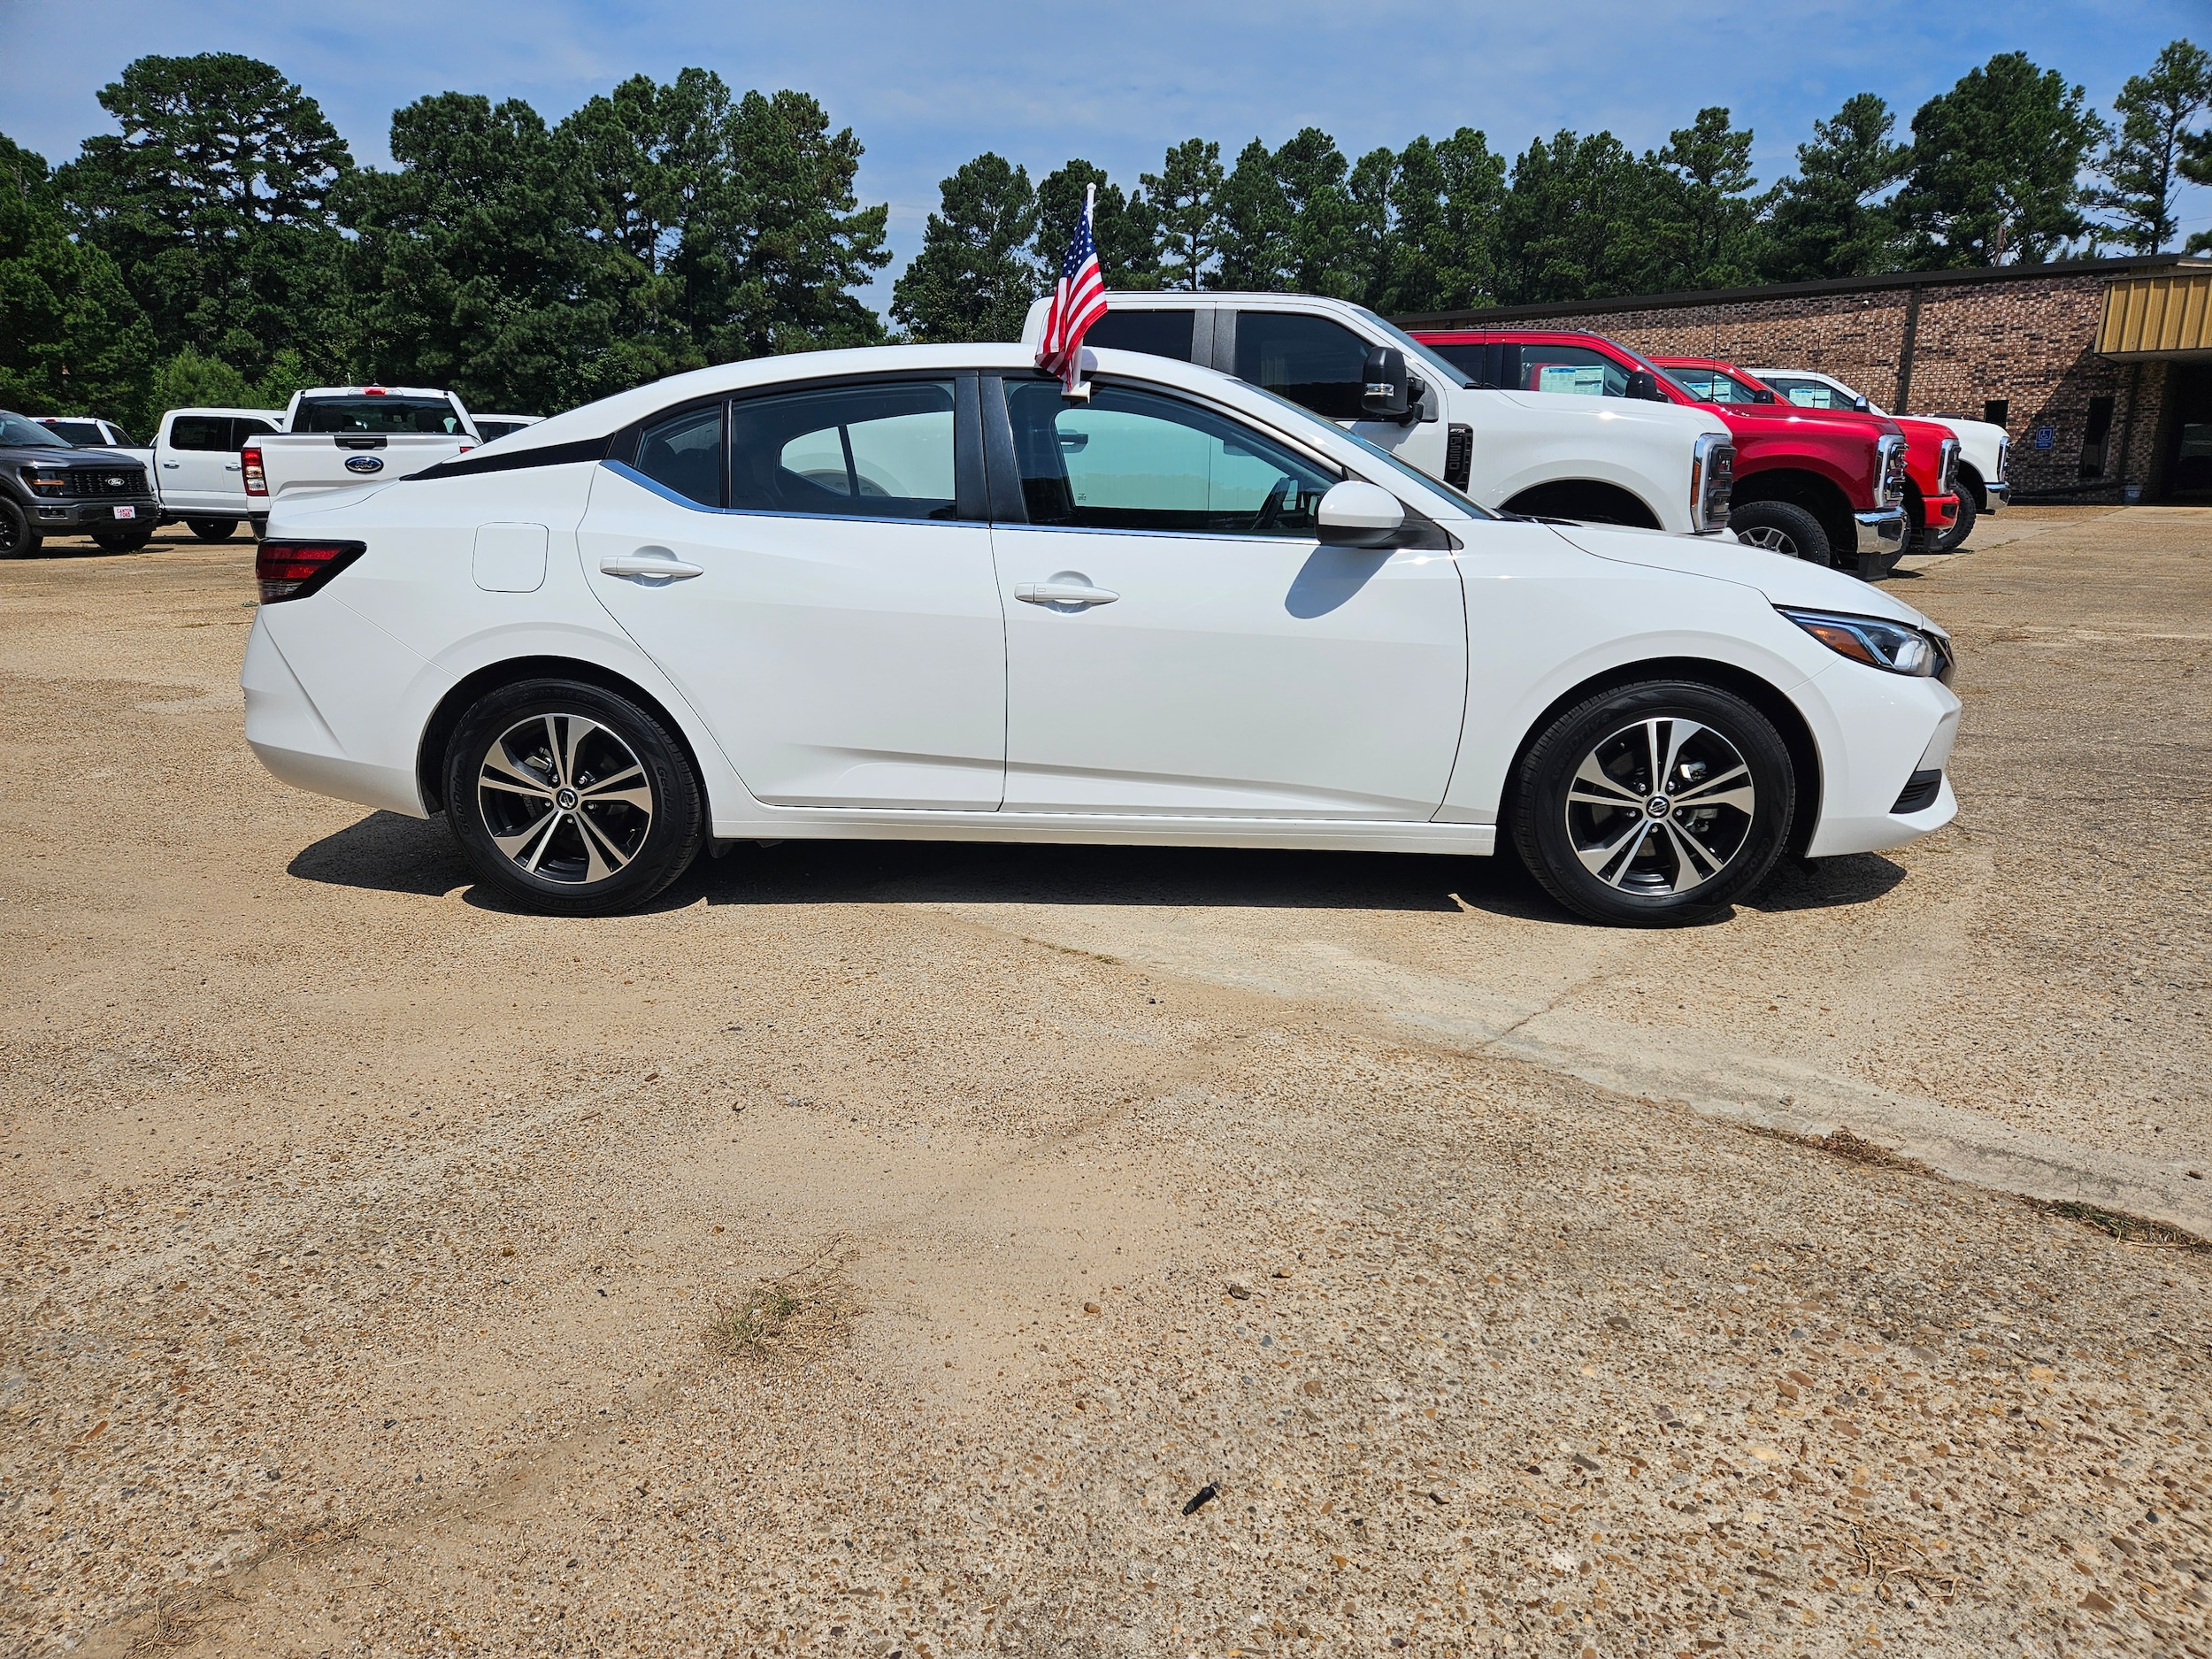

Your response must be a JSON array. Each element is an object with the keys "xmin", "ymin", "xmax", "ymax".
[
  {"xmin": 2039, "ymin": 1200, "xmax": 2209, "ymax": 1253},
  {"xmin": 707, "ymin": 1239, "xmax": 857, "ymax": 1361}
]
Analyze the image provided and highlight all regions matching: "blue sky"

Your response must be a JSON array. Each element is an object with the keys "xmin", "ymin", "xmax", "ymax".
[{"xmin": 4, "ymin": 0, "xmax": 2206, "ymax": 310}]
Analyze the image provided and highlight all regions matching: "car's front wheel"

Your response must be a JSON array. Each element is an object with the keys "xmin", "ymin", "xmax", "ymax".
[
  {"xmin": 443, "ymin": 679, "xmax": 703, "ymax": 916},
  {"xmin": 1510, "ymin": 680, "xmax": 1796, "ymax": 926}
]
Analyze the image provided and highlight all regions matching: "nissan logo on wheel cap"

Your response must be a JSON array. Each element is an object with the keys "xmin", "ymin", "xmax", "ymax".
[{"xmin": 344, "ymin": 455, "xmax": 385, "ymax": 474}]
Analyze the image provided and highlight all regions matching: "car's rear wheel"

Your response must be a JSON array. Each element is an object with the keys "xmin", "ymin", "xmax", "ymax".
[
  {"xmin": 1510, "ymin": 680, "xmax": 1796, "ymax": 926},
  {"xmin": 1934, "ymin": 487, "xmax": 1976, "ymax": 552},
  {"xmin": 443, "ymin": 679, "xmax": 703, "ymax": 916},
  {"xmin": 0, "ymin": 499, "xmax": 39, "ymax": 558},
  {"xmin": 1729, "ymin": 501, "xmax": 1831, "ymax": 565},
  {"xmin": 188, "ymin": 518, "xmax": 240, "ymax": 541}
]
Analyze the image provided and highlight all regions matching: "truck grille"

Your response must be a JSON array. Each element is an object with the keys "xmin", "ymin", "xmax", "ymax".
[{"xmin": 66, "ymin": 465, "xmax": 149, "ymax": 498}]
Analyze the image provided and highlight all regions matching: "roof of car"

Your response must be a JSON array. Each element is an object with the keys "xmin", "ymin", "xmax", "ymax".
[{"xmin": 1651, "ymin": 357, "xmax": 1743, "ymax": 372}]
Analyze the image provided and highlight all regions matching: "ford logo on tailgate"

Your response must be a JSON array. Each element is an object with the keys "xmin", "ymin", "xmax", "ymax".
[{"xmin": 344, "ymin": 454, "xmax": 385, "ymax": 474}]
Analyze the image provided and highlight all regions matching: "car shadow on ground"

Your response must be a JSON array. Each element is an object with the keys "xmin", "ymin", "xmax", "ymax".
[{"xmin": 289, "ymin": 810, "xmax": 1910, "ymax": 925}]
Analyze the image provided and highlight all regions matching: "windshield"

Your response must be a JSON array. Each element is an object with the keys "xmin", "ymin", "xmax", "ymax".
[
  {"xmin": 1350, "ymin": 306, "xmax": 1475, "ymax": 390},
  {"xmin": 0, "ymin": 411, "xmax": 71, "ymax": 448},
  {"xmin": 294, "ymin": 396, "xmax": 468, "ymax": 435}
]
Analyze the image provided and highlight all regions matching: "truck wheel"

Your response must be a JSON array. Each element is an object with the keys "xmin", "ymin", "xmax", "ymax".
[
  {"xmin": 1934, "ymin": 488, "xmax": 1976, "ymax": 552},
  {"xmin": 443, "ymin": 678, "xmax": 704, "ymax": 917},
  {"xmin": 1730, "ymin": 501, "xmax": 1831, "ymax": 565},
  {"xmin": 1509, "ymin": 679, "xmax": 1795, "ymax": 927},
  {"xmin": 0, "ymin": 499, "xmax": 40, "ymax": 558},
  {"xmin": 188, "ymin": 518, "xmax": 240, "ymax": 541},
  {"xmin": 91, "ymin": 524, "xmax": 156, "ymax": 553}
]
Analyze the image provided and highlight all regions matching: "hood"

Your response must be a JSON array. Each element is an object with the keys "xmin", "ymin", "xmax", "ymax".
[
  {"xmin": 1, "ymin": 443, "xmax": 142, "ymax": 465},
  {"xmin": 1709, "ymin": 403, "xmax": 1905, "ymax": 442},
  {"xmin": 1541, "ymin": 520, "xmax": 1943, "ymax": 633}
]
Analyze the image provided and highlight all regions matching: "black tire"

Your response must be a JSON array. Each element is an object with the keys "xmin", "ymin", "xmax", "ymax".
[
  {"xmin": 1934, "ymin": 486, "xmax": 1976, "ymax": 552},
  {"xmin": 1729, "ymin": 500, "xmax": 1831, "ymax": 565},
  {"xmin": 188, "ymin": 518, "xmax": 240, "ymax": 541},
  {"xmin": 0, "ymin": 497, "xmax": 42, "ymax": 558},
  {"xmin": 1510, "ymin": 680, "xmax": 1796, "ymax": 927},
  {"xmin": 444, "ymin": 678, "xmax": 703, "ymax": 916},
  {"xmin": 90, "ymin": 523, "xmax": 155, "ymax": 552}
]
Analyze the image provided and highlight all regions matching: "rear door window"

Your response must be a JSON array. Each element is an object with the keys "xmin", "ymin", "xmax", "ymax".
[
  {"xmin": 231, "ymin": 418, "xmax": 279, "ymax": 447},
  {"xmin": 731, "ymin": 380, "xmax": 960, "ymax": 520},
  {"xmin": 634, "ymin": 403, "xmax": 726, "ymax": 508},
  {"xmin": 1083, "ymin": 311, "xmax": 1196, "ymax": 363},
  {"xmin": 169, "ymin": 416, "xmax": 232, "ymax": 451},
  {"xmin": 1764, "ymin": 377, "xmax": 1848, "ymax": 410},
  {"xmin": 1233, "ymin": 312, "xmax": 1370, "ymax": 420}
]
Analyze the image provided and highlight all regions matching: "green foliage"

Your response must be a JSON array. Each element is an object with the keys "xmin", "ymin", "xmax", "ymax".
[
  {"xmin": 1763, "ymin": 94, "xmax": 1913, "ymax": 280},
  {"xmin": 1144, "ymin": 139, "xmax": 1224, "ymax": 291},
  {"xmin": 56, "ymin": 53, "xmax": 351, "ymax": 378},
  {"xmin": 1384, "ymin": 129, "xmax": 1508, "ymax": 314},
  {"xmin": 1035, "ymin": 160, "xmax": 1156, "ymax": 288},
  {"xmin": 1893, "ymin": 52, "xmax": 2108, "ymax": 265},
  {"xmin": 1495, "ymin": 129, "xmax": 1658, "ymax": 303},
  {"xmin": 0, "ymin": 132, "xmax": 157, "ymax": 421},
  {"xmin": 2092, "ymin": 40, "xmax": 2212, "ymax": 253},
  {"xmin": 1213, "ymin": 139, "xmax": 1293, "ymax": 290},
  {"xmin": 889, "ymin": 152, "xmax": 1040, "ymax": 342},
  {"xmin": 1646, "ymin": 108, "xmax": 1769, "ymax": 291},
  {"xmin": 147, "ymin": 346, "xmax": 255, "ymax": 412}
]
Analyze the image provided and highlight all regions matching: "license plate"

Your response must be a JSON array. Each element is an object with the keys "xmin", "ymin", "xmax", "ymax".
[{"xmin": 112, "ymin": 504, "xmax": 136, "ymax": 519}]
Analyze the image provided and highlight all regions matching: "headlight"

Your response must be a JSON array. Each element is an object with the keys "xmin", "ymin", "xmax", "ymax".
[
  {"xmin": 1938, "ymin": 438, "xmax": 1959, "ymax": 495},
  {"xmin": 21, "ymin": 465, "xmax": 70, "ymax": 498},
  {"xmin": 1778, "ymin": 607, "xmax": 1950, "ymax": 679},
  {"xmin": 1691, "ymin": 433, "xmax": 1733, "ymax": 532}
]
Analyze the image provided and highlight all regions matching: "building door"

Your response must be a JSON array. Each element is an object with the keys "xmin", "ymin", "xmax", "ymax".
[{"xmin": 2164, "ymin": 364, "xmax": 2212, "ymax": 499}]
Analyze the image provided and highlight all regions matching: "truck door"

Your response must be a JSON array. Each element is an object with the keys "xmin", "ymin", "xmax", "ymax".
[
  {"xmin": 159, "ymin": 415, "xmax": 237, "ymax": 511},
  {"xmin": 1229, "ymin": 310, "xmax": 1448, "ymax": 477}
]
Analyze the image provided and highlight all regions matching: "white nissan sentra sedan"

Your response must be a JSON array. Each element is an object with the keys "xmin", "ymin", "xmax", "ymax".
[{"xmin": 242, "ymin": 343, "xmax": 1959, "ymax": 926}]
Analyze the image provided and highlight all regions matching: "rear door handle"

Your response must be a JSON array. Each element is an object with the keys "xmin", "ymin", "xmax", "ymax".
[
  {"xmin": 1016, "ymin": 582, "xmax": 1118, "ymax": 607},
  {"xmin": 600, "ymin": 554, "xmax": 705, "ymax": 580}
]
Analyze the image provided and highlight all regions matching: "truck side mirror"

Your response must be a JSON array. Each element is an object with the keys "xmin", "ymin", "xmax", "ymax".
[
  {"xmin": 1749, "ymin": 386, "xmax": 1778, "ymax": 404},
  {"xmin": 1362, "ymin": 347, "xmax": 1412, "ymax": 422},
  {"xmin": 1317, "ymin": 480, "xmax": 1405, "ymax": 547},
  {"xmin": 1624, "ymin": 369, "xmax": 1669, "ymax": 403}
]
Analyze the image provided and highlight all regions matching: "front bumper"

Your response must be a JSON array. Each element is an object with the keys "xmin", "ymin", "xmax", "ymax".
[
  {"xmin": 1802, "ymin": 672, "xmax": 1962, "ymax": 858},
  {"xmin": 1923, "ymin": 493, "xmax": 1958, "ymax": 532},
  {"xmin": 1984, "ymin": 480, "xmax": 2009, "ymax": 510},
  {"xmin": 1853, "ymin": 506, "xmax": 1908, "ymax": 556},
  {"xmin": 26, "ymin": 495, "xmax": 159, "ymax": 530}
]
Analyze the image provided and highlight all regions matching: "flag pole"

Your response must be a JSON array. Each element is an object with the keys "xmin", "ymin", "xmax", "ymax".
[{"xmin": 1063, "ymin": 183, "xmax": 1100, "ymax": 402}]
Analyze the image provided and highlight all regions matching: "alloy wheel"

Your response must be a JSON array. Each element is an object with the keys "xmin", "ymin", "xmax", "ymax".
[
  {"xmin": 1735, "ymin": 526, "xmax": 1798, "ymax": 557},
  {"xmin": 475, "ymin": 712, "xmax": 655, "ymax": 885},
  {"xmin": 1563, "ymin": 717, "xmax": 1756, "ymax": 895}
]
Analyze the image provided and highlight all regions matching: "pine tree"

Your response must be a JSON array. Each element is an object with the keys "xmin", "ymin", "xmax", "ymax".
[
  {"xmin": 1763, "ymin": 94, "xmax": 1912, "ymax": 280},
  {"xmin": 1384, "ymin": 129, "xmax": 1507, "ymax": 314},
  {"xmin": 1647, "ymin": 108, "xmax": 1769, "ymax": 291},
  {"xmin": 889, "ymin": 152, "xmax": 1040, "ymax": 342},
  {"xmin": 58, "ymin": 53, "xmax": 352, "ymax": 379},
  {"xmin": 1496, "ymin": 130, "xmax": 1656, "ymax": 303},
  {"xmin": 1894, "ymin": 53, "xmax": 2108, "ymax": 265},
  {"xmin": 1142, "ymin": 139, "xmax": 1224, "ymax": 291},
  {"xmin": 1212, "ymin": 140, "xmax": 1293, "ymax": 290},
  {"xmin": 2092, "ymin": 40, "xmax": 2212, "ymax": 253},
  {"xmin": 1034, "ymin": 160, "xmax": 1156, "ymax": 288}
]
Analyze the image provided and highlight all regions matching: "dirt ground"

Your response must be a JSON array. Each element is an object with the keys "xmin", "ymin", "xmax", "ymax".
[{"xmin": 2, "ymin": 506, "xmax": 2208, "ymax": 1658}]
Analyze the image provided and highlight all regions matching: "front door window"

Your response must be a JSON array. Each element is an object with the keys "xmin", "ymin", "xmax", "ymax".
[{"xmin": 1233, "ymin": 312, "xmax": 1371, "ymax": 421}]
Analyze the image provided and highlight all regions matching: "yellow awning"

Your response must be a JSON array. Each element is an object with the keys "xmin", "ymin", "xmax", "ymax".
[{"xmin": 2099, "ymin": 266, "xmax": 2212, "ymax": 359}]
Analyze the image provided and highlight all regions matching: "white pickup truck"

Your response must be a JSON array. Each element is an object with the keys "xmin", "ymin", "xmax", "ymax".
[
  {"xmin": 41, "ymin": 407, "xmax": 288, "ymax": 539},
  {"xmin": 1023, "ymin": 291, "xmax": 1736, "ymax": 536},
  {"xmin": 1747, "ymin": 368, "xmax": 2008, "ymax": 551},
  {"xmin": 244, "ymin": 386, "xmax": 480, "ymax": 505}
]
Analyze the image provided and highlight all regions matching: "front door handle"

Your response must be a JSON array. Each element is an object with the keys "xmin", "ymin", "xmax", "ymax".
[
  {"xmin": 1016, "ymin": 581, "xmax": 1118, "ymax": 607},
  {"xmin": 162, "ymin": 462, "xmax": 180, "ymax": 469},
  {"xmin": 600, "ymin": 554, "xmax": 705, "ymax": 580}
]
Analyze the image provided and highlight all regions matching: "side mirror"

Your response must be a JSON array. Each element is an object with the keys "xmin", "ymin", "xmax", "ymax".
[
  {"xmin": 1749, "ymin": 385, "xmax": 1778, "ymax": 404},
  {"xmin": 1317, "ymin": 480, "xmax": 1405, "ymax": 548},
  {"xmin": 1362, "ymin": 346, "xmax": 1411, "ymax": 422},
  {"xmin": 1624, "ymin": 369, "xmax": 1669, "ymax": 403}
]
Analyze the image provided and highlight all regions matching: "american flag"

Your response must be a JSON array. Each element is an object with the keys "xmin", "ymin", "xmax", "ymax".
[{"xmin": 1035, "ymin": 183, "xmax": 1109, "ymax": 394}]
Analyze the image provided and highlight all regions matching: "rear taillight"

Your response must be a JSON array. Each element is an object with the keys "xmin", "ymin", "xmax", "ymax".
[
  {"xmin": 256, "ymin": 540, "xmax": 366, "ymax": 603},
  {"xmin": 242, "ymin": 445, "xmax": 267, "ymax": 496}
]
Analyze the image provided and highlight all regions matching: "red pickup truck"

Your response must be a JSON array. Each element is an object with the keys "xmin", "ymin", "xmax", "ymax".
[
  {"xmin": 1411, "ymin": 328, "xmax": 1911, "ymax": 576},
  {"xmin": 1656, "ymin": 357, "xmax": 1960, "ymax": 561}
]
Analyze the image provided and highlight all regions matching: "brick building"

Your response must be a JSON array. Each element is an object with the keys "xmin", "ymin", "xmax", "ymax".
[{"xmin": 1400, "ymin": 254, "xmax": 2212, "ymax": 503}]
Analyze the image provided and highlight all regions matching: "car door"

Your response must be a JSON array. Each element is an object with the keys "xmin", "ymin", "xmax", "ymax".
[
  {"xmin": 579, "ymin": 374, "xmax": 1008, "ymax": 810},
  {"xmin": 987, "ymin": 373, "xmax": 1467, "ymax": 819},
  {"xmin": 160, "ymin": 415, "xmax": 234, "ymax": 511}
]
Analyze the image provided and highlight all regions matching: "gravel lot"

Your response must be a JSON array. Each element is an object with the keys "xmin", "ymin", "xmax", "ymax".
[{"xmin": 3, "ymin": 507, "xmax": 2208, "ymax": 1657}]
